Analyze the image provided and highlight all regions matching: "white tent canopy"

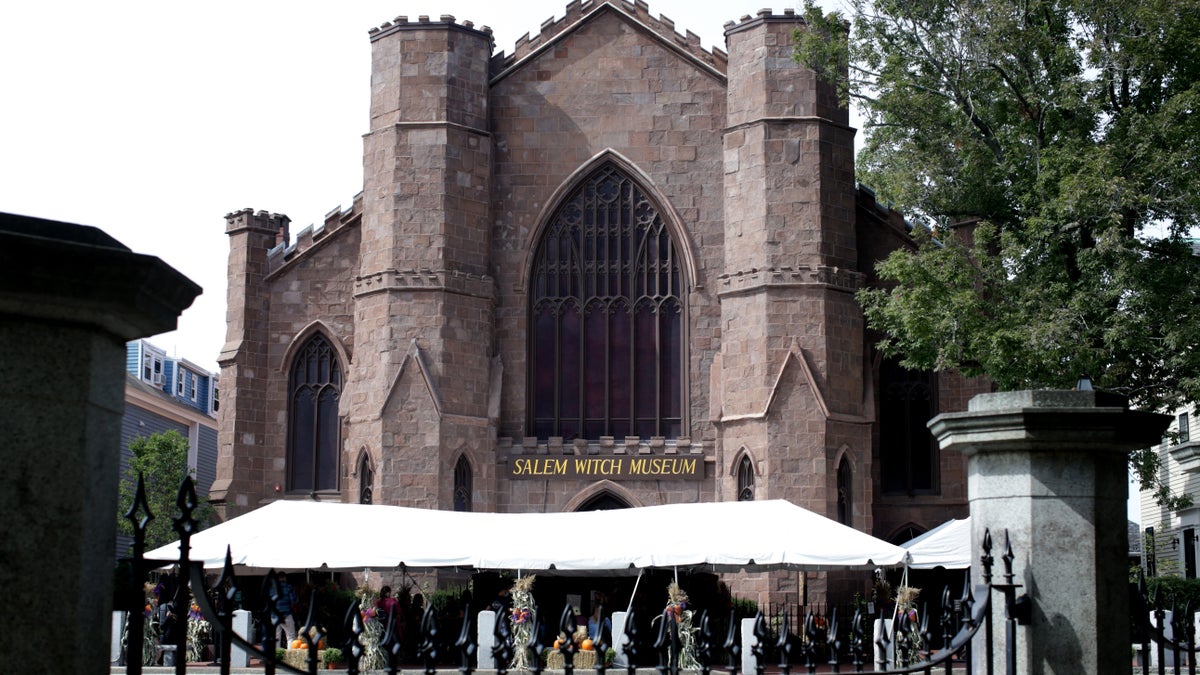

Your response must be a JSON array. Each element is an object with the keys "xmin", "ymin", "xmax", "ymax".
[
  {"xmin": 146, "ymin": 499, "xmax": 908, "ymax": 573},
  {"xmin": 899, "ymin": 517, "xmax": 971, "ymax": 570}
]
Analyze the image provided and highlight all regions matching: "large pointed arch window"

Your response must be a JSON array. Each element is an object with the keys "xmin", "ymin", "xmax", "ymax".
[
  {"xmin": 879, "ymin": 356, "xmax": 938, "ymax": 495},
  {"xmin": 529, "ymin": 163, "xmax": 684, "ymax": 440},
  {"xmin": 287, "ymin": 334, "xmax": 341, "ymax": 492}
]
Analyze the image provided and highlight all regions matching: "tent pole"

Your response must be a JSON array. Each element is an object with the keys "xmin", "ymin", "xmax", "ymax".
[{"xmin": 626, "ymin": 568, "xmax": 643, "ymax": 614}]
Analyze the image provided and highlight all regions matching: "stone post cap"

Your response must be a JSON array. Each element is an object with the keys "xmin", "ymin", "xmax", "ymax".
[
  {"xmin": 929, "ymin": 388, "xmax": 1170, "ymax": 455},
  {"xmin": 0, "ymin": 211, "xmax": 201, "ymax": 341},
  {"xmin": 965, "ymin": 388, "xmax": 1130, "ymax": 412}
]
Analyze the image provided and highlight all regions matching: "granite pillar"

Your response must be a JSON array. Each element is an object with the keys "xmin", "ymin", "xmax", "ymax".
[
  {"xmin": 0, "ymin": 212, "xmax": 199, "ymax": 675},
  {"xmin": 930, "ymin": 390, "xmax": 1169, "ymax": 674}
]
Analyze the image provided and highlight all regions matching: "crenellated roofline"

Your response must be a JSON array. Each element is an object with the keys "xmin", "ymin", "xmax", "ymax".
[{"xmin": 489, "ymin": 0, "xmax": 729, "ymax": 85}]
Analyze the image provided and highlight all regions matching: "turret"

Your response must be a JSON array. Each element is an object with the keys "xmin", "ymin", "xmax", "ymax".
[{"xmin": 210, "ymin": 209, "xmax": 288, "ymax": 517}]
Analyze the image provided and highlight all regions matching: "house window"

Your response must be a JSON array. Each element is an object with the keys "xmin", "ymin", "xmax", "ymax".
[
  {"xmin": 287, "ymin": 334, "xmax": 341, "ymax": 492},
  {"xmin": 1180, "ymin": 412, "xmax": 1191, "ymax": 444},
  {"xmin": 528, "ymin": 163, "xmax": 683, "ymax": 440},
  {"xmin": 737, "ymin": 456, "xmax": 754, "ymax": 501},
  {"xmin": 879, "ymin": 357, "xmax": 938, "ymax": 495},
  {"xmin": 453, "ymin": 455, "xmax": 472, "ymax": 512},
  {"xmin": 142, "ymin": 352, "xmax": 165, "ymax": 385},
  {"xmin": 212, "ymin": 384, "xmax": 220, "ymax": 413},
  {"xmin": 189, "ymin": 374, "xmax": 198, "ymax": 402},
  {"xmin": 837, "ymin": 457, "xmax": 852, "ymax": 526},
  {"xmin": 176, "ymin": 369, "xmax": 185, "ymax": 396}
]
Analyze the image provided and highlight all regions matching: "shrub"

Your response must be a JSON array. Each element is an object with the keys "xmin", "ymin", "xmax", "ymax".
[{"xmin": 1147, "ymin": 576, "xmax": 1200, "ymax": 609}]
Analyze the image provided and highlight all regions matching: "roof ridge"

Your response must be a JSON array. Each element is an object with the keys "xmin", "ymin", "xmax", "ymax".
[{"xmin": 490, "ymin": 0, "xmax": 728, "ymax": 75}]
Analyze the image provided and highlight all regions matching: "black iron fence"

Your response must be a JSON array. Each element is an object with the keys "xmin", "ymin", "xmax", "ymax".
[
  {"xmin": 115, "ymin": 475, "xmax": 1023, "ymax": 674},
  {"xmin": 1132, "ymin": 571, "xmax": 1200, "ymax": 674}
]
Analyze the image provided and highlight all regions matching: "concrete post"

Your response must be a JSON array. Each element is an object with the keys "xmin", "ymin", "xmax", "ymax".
[
  {"xmin": 230, "ymin": 609, "xmax": 253, "ymax": 667},
  {"xmin": 0, "ymin": 213, "xmax": 199, "ymax": 675},
  {"xmin": 611, "ymin": 611, "xmax": 629, "ymax": 666},
  {"xmin": 930, "ymin": 390, "xmax": 1169, "ymax": 675},
  {"xmin": 477, "ymin": 609, "xmax": 496, "ymax": 668}
]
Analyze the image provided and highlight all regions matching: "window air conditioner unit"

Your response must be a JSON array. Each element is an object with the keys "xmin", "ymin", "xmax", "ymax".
[{"xmin": 152, "ymin": 373, "xmax": 164, "ymax": 386}]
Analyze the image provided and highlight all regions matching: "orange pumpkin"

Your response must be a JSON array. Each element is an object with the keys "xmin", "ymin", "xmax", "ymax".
[
  {"xmin": 291, "ymin": 639, "xmax": 304, "ymax": 650},
  {"xmin": 553, "ymin": 638, "xmax": 564, "ymax": 650},
  {"xmin": 580, "ymin": 639, "xmax": 594, "ymax": 651}
]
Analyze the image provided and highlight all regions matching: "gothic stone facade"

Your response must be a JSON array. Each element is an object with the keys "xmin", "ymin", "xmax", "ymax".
[{"xmin": 210, "ymin": 1, "xmax": 988, "ymax": 602}]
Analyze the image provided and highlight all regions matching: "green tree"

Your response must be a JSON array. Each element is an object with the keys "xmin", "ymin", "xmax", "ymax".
[
  {"xmin": 794, "ymin": 0, "xmax": 1200, "ymax": 507},
  {"xmin": 117, "ymin": 430, "xmax": 210, "ymax": 550}
]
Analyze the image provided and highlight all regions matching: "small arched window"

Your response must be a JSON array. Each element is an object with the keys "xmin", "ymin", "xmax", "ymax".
[
  {"xmin": 737, "ymin": 455, "xmax": 754, "ymax": 501},
  {"xmin": 529, "ymin": 163, "xmax": 683, "ymax": 440},
  {"xmin": 287, "ymin": 334, "xmax": 341, "ymax": 492},
  {"xmin": 453, "ymin": 455, "xmax": 472, "ymax": 512},
  {"xmin": 358, "ymin": 454, "xmax": 373, "ymax": 505},
  {"xmin": 837, "ymin": 456, "xmax": 852, "ymax": 526}
]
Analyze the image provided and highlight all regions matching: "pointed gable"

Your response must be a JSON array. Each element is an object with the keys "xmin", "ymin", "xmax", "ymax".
[{"xmin": 490, "ymin": 0, "xmax": 727, "ymax": 85}]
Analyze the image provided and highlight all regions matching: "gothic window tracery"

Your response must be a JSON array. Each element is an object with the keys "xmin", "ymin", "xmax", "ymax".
[
  {"xmin": 529, "ymin": 163, "xmax": 683, "ymax": 440},
  {"xmin": 454, "ymin": 455, "xmax": 472, "ymax": 512},
  {"xmin": 737, "ymin": 455, "xmax": 754, "ymax": 501},
  {"xmin": 287, "ymin": 334, "xmax": 341, "ymax": 492}
]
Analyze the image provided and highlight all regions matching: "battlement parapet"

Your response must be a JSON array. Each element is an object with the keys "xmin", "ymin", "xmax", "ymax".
[
  {"xmin": 265, "ymin": 192, "xmax": 363, "ymax": 275},
  {"xmin": 490, "ymin": 0, "xmax": 728, "ymax": 78},
  {"xmin": 857, "ymin": 184, "xmax": 919, "ymax": 235},
  {"xmin": 368, "ymin": 13, "xmax": 493, "ymax": 43},
  {"xmin": 225, "ymin": 208, "xmax": 289, "ymax": 241},
  {"xmin": 723, "ymin": 7, "xmax": 805, "ymax": 38}
]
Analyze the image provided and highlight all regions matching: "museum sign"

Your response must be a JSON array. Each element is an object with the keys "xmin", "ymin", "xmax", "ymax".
[{"xmin": 509, "ymin": 456, "xmax": 703, "ymax": 480}]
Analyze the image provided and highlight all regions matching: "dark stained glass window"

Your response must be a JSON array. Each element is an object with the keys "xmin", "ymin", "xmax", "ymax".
[
  {"xmin": 737, "ymin": 456, "xmax": 754, "ymax": 501},
  {"xmin": 529, "ymin": 163, "xmax": 683, "ymax": 440},
  {"xmin": 454, "ymin": 455, "xmax": 472, "ymax": 512},
  {"xmin": 359, "ymin": 454, "xmax": 373, "ymax": 505},
  {"xmin": 288, "ymin": 334, "xmax": 341, "ymax": 492},
  {"xmin": 879, "ymin": 357, "xmax": 938, "ymax": 495},
  {"xmin": 837, "ymin": 457, "xmax": 852, "ymax": 525}
]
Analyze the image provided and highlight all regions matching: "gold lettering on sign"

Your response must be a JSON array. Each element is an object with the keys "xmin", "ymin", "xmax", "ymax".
[
  {"xmin": 511, "ymin": 458, "xmax": 568, "ymax": 476},
  {"xmin": 510, "ymin": 455, "xmax": 701, "ymax": 480}
]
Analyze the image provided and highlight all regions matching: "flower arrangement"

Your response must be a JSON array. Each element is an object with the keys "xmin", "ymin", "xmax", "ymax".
[
  {"xmin": 187, "ymin": 601, "xmax": 212, "ymax": 663},
  {"xmin": 654, "ymin": 582, "xmax": 699, "ymax": 669},
  {"xmin": 507, "ymin": 575, "xmax": 537, "ymax": 670},
  {"xmin": 355, "ymin": 585, "xmax": 387, "ymax": 670},
  {"xmin": 893, "ymin": 585, "xmax": 924, "ymax": 665}
]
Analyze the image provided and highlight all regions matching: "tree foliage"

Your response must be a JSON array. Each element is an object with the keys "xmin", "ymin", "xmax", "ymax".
[
  {"xmin": 794, "ymin": 0, "xmax": 1200, "ymax": 411},
  {"xmin": 117, "ymin": 430, "xmax": 210, "ymax": 550}
]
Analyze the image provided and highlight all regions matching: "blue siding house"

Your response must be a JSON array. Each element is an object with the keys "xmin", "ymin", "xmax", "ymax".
[{"xmin": 118, "ymin": 340, "xmax": 219, "ymax": 557}]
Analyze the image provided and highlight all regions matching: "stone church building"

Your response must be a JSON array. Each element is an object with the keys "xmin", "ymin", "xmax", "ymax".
[{"xmin": 210, "ymin": 1, "xmax": 987, "ymax": 601}]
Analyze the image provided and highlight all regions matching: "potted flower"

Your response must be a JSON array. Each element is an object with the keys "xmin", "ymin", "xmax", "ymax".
[{"xmin": 322, "ymin": 647, "xmax": 343, "ymax": 670}]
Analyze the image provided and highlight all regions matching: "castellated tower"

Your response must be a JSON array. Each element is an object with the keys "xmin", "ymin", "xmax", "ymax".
[
  {"xmin": 211, "ymin": 209, "xmax": 289, "ymax": 519},
  {"xmin": 716, "ymin": 10, "xmax": 868, "ymax": 600},
  {"xmin": 349, "ymin": 17, "xmax": 496, "ymax": 509}
]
